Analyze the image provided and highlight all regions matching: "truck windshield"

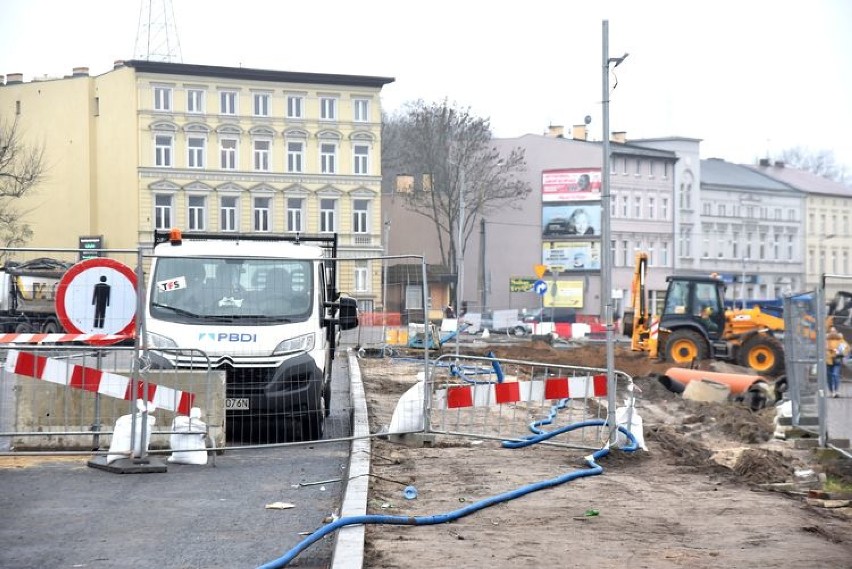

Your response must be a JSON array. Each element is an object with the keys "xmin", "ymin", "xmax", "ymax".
[{"xmin": 150, "ymin": 257, "xmax": 312, "ymax": 325}]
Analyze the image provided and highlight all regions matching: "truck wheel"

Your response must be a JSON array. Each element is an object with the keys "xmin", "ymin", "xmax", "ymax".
[
  {"xmin": 15, "ymin": 322, "xmax": 33, "ymax": 334},
  {"xmin": 41, "ymin": 320, "xmax": 60, "ymax": 334},
  {"xmin": 511, "ymin": 326, "xmax": 527, "ymax": 337},
  {"xmin": 323, "ymin": 382, "xmax": 332, "ymax": 417},
  {"xmin": 739, "ymin": 335, "xmax": 784, "ymax": 377},
  {"xmin": 665, "ymin": 329, "xmax": 707, "ymax": 364},
  {"xmin": 302, "ymin": 410, "xmax": 325, "ymax": 441}
]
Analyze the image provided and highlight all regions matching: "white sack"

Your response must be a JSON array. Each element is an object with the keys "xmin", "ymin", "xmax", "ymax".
[
  {"xmin": 107, "ymin": 400, "xmax": 156, "ymax": 464},
  {"xmin": 168, "ymin": 407, "xmax": 208, "ymax": 465},
  {"xmin": 615, "ymin": 400, "xmax": 647, "ymax": 451}
]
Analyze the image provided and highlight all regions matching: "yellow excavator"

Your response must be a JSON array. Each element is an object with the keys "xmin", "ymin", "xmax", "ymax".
[{"xmin": 623, "ymin": 252, "xmax": 786, "ymax": 377}]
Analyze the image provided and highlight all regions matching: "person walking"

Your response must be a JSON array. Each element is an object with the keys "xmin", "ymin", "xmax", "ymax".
[{"xmin": 825, "ymin": 327, "xmax": 849, "ymax": 398}]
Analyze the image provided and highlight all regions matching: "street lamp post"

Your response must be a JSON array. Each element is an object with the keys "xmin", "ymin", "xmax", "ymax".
[{"xmin": 601, "ymin": 20, "xmax": 628, "ymax": 446}]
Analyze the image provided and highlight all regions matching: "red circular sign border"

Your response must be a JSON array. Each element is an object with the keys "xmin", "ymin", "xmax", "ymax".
[{"xmin": 55, "ymin": 258, "xmax": 138, "ymax": 345}]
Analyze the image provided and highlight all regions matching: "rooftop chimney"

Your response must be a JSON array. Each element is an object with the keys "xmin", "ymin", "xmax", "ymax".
[
  {"xmin": 572, "ymin": 124, "xmax": 587, "ymax": 141},
  {"xmin": 5, "ymin": 73, "xmax": 23, "ymax": 85},
  {"xmin": 546, "ymin": 125, "xmax": 565, "ymax": 138},
  {"xmin": 611, "ymin": 131, "xmax": 626, "ymax": 144},
  {"xmin": 758, "ymin": 158, "xmax": 771, "ymax": 167},
  {"xmin": 72, "ymin": 67, "xmax": 89, "ymax": 77}
]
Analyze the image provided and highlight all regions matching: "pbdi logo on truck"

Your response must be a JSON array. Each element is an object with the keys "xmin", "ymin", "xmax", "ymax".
[{"xmin": 198, "ymin": 332, "xmax": 257, "ymax": 342}]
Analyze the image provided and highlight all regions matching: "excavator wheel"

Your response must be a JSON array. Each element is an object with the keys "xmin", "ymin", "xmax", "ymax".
[
  {"xmin": 664, "ymin": 329, "xmax": 708, "ymax": 364},
  {"xmin": 739, "ymin": 335, "xmax": 785, "ymax": 377}
]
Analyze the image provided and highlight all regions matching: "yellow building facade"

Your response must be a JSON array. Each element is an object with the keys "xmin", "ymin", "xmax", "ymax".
[{"xmin": 0, "ymin": 61, "xmax": 393, "ymax": 311}]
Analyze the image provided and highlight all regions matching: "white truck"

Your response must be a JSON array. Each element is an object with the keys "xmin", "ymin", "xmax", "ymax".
[
  {"xmin": 0, "ymin": 257, "xmax": 70, "ymax": 333},
  {"xmin": 144, "ymin": 230, "xmax": 358, "ymax": 443}
]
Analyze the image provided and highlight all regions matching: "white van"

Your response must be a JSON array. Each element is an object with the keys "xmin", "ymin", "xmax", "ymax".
[{"xmin": 144, "ymin": 230, "xmax": 358, "ymax": 443}]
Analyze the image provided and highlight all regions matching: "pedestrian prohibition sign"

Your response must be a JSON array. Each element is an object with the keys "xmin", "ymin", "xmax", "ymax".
[{"xmin": 56, "ymin": 258, "xmax": 137, "ymax": 344}]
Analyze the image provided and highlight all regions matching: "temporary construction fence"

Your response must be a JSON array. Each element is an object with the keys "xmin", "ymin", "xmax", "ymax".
[
  {"xmin": 783, "ymin": 276, "xmax": 852, "ymax": 450},
  {"xmin": 0, "ymin": 344, "xmax": 222, "ymax": 457},
  {"xmin": 0, "ymin": 244, "xmax": 217, "ymax": 458},
  {"xmin": 0, "ymin": 250, "xmax": 420, "ymax": 453},
  {"xmin": 782, "ymin": 291, "xmax": 821, "ymax": 431},
  {"xmin": 384, "ymin": 353, "xmax": 638, "ymax": 450}
]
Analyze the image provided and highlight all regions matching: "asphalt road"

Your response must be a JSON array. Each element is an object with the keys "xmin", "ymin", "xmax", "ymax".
[{"xmin": 0, "ymin": 354, "xmax": 355, "ymax": 569}]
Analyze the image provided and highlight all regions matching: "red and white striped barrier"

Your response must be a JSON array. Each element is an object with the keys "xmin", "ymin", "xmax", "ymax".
[
  {"xmin": 435, "ymin": 375, "xmax": 607, "ymax": 409},
  {"xmin": 4, "ymin": 350, "xmax": 195, "ymax": 414},
  {"xmin": 649, "ymin": 317, "xmax": 660, "ymax": 341},
  {"xmin": 0, "ymin": 333, "xmax": 133, "ymax": 344}
]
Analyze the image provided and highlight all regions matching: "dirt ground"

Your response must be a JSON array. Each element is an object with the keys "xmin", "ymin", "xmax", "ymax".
[{"xmin": 359, "ymin": 341, "xmax": 852, "ymax": 569}]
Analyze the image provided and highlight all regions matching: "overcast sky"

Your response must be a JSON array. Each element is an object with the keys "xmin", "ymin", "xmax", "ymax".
[{"xmin": 2, "ymin": 0, "xmax": 850, "ymax": 171}]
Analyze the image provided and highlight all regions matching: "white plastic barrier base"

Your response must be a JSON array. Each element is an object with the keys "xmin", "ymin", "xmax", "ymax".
[{"xmin": 388, "ymin": 373, "xmax": 425, "ymax": 434}]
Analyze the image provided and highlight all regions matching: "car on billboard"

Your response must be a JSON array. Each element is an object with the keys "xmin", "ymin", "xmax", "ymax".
[{"xmin": 543, "ymin": 217, "xmax": 571, "ymax": 237}]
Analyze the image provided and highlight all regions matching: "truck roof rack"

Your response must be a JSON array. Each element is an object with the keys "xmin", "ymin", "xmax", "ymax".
[{"xmin": 153, "ymin": 230, "xmax": 337, "ymax": 251}]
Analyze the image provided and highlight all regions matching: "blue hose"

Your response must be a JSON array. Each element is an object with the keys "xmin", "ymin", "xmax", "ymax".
[
  {"xmin": 516, "ymin": 398, "xmax": 570, "ymax": 438},
  {"xmin": 488, "ymin": 351, "xmax": 505, "ymax": 383},
  {"xmin": 257, "ymin": 420, "xmax": 638, "ymax": 568}
]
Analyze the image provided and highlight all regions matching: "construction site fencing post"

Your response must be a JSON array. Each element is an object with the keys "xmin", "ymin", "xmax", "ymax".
[{"xmin": 816, "ymin": 282, "xmax": 828, "ymax": 447}]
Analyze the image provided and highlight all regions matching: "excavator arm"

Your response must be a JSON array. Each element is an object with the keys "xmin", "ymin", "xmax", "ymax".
[{"xmin": 625, "ymin": 252, "xmax": 653, "ymax": 352}]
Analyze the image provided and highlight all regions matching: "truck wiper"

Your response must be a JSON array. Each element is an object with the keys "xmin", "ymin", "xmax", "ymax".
[
  {"xmin": 233, "ymin": 314, "xmax": 293, "ymax": 323},
  {"xmin": 151, "ymin": 302, "xmax": 201, "ymax": 318},
  {"xmin": 151, "ymin": 303, "xmax": 238, "ymax": 322}
]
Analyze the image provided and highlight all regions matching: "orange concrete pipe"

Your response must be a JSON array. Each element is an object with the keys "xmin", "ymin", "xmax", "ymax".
[{"xmin": 661, "ymin": 367, "xmax": 765, "ymax": 395}]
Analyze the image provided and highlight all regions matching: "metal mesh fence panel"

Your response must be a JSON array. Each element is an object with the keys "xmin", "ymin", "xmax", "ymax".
[
  {"xmin": 783, "ymin": 291, "xmax": 820, "ymax": 427},
  {"xmin": 425, "ymin": 354, "xmax": 633, "ymax": 450}
]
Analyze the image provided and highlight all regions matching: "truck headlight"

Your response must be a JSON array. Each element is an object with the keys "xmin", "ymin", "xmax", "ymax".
[
  {"xmin": 273, "ymin": 333, "xmax": 315, "ymax": 355},
  {"xmin": 146, "ymin": 331, "xmax": 178, "ymax": 349}
]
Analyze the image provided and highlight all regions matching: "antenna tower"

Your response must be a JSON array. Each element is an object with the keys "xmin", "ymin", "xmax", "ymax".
[{"xmin": 134, "ymin": 0, "xmax": 183, "ymax": 62}]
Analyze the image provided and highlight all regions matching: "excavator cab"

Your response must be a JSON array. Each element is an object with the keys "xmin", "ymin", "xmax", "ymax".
[
  {"xmin": 663, "ymin": 277, "xmax": 727, "ymax": 340},
  {"xmin": 657, "ymin": 276, "xmax": 727, "ymax": 362}
]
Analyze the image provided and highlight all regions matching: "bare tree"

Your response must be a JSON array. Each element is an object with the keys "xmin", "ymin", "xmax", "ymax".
[
  {"xmin": 382, "ymin": 99, "xmax": 531, "ymax": 276},
  {"xmin": 0, "ymin": 117, "xmax": 44, "ymax": 252},
  {"xmin": 776, "ymin": 146, "xmax": 849, "ymax": 185}
]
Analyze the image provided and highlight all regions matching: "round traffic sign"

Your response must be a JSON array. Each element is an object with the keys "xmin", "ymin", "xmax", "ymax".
[
  {"xmin": 55, "ymin": 258, "xmax": 137, "ymax": 344},
  {"xmin": 533, "ymin": 279, "xmax": 548, "ymax": 295}
]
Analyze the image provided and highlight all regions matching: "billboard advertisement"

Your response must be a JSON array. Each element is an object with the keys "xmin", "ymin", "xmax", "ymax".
[
  {"xmin": 542, "ymin": 241, "xmax": 601, "ymax": 272},
  {"xmin": 509, "ymin": 277, "xmax": 536, "ymax": 293},
  {"xmin": 542, "ymin": 280, "xmax": 584, "ymax": 308},
  {"xmin": 541, "ymin": 169, "xmax": 602, "ymax": 202},
  {"xmin": 542, "ymin": 202, "xmax": 601, "ymax": 238}
]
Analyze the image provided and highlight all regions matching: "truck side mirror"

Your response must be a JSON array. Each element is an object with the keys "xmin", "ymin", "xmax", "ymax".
[{"xmin": 338, "ymin": 296, "xmax": 359, "ymax": 331}]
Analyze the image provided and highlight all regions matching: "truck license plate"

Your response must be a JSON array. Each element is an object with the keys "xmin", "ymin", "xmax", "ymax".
[{"xmin": 226, "ymin": 398, "xmax": 250, "ymax": 410}]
